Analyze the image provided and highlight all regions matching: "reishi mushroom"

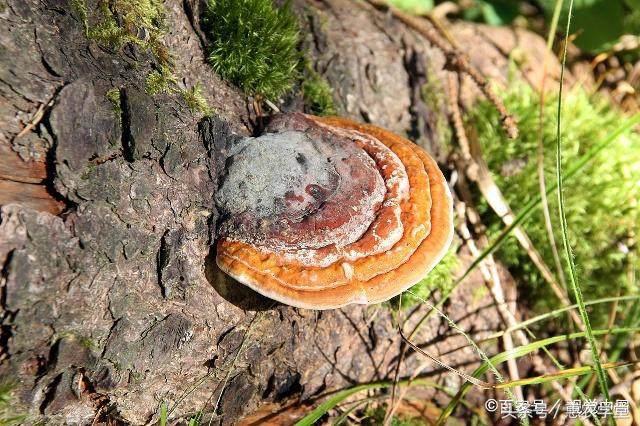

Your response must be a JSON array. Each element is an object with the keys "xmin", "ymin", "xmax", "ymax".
[{"xmin": 215, "ymin": 113, "xmax": 453, "ymax": 309}]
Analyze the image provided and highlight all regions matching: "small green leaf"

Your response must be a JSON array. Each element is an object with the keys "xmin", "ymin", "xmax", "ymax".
[
  {"xmin": 159, "ymin": 402, "xmax": 168, "ymax": 426},
  {"xmin": 479, "ymin": 0, "xmax": 520, "ymax": 26},
  {"xmin": 387, "ymin": 0, "xmax": 434, "ymax": 15}
]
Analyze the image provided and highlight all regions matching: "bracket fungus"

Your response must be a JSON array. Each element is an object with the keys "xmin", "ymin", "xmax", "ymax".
[{"xmin": 215, "ymin": 113, "xmax": 453, "ymax": 309}]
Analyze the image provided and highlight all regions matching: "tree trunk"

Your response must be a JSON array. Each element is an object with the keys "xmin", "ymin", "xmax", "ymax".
[{"xmin": 0, "ymin": 0, "xmax": 556, "ymax": 424}]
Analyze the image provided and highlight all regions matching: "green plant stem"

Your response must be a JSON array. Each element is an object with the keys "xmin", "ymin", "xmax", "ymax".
[
  {"xmin": 546, "ymin": 0, "xmax": 563, "ymax": 49},
  {"xmin": 537, "ymin": 0, "xmax": 567, "ymax": 298},
  {"xmin": 554, "ymin": 0, "xmax": 611, "ymax": 403}
]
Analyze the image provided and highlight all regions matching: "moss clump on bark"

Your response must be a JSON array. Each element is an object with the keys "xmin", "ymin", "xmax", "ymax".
[
  {"xmin": 387, "ymin": 245, "xmax": 458, "ymax": 309},
  {"xmin": 302, "ymin": 66, "xmax": 336, "ymax": 116},
  {"xmin": 145, "ymin": 66, "xmax": 177, "ymax": 95},
  {"xmin": 420, "ymin": 74, "xmax": 452, "ymax": 148},
  {"xmin": 145, "ymin": 68, "xmax": 214, "ymax": 116},
  {"xmin": 105, "ymin": 88, "xmax": 122, "ymax": 116},
  {"xmin": 181, "ymin": 83, "xmax": 214, "ymax": 116},
  {"xmin": 72, "ymin": 0, "xmax": 169, "ymax": 65},
  {"xmin": 398, "ymin": 245, "xmax": 459, "ymax": 307},
  {"xmin": 70, "ymin": 0, "xmax": 88, "ymax": 33},
  {"xmin": 202, "ymin": 0, "xmax": 301, "ymax": 100},
  {"xmin": 73, "ymin": 0, "xmax": 215, "ymax": 118},
  {"xmin": 468, "ymin": 80, "xmax": 640, "ymax": 326}
]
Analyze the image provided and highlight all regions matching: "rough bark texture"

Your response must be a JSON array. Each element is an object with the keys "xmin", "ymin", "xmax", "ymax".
[{"xmin": 0, "ymin": 0, "xmax": 558, "ymax": 424}]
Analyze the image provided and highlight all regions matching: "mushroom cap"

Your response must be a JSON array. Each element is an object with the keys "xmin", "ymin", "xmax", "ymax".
[{"xmin": 215, "ymin": 114, "xmax": 453, "ymax": 309}]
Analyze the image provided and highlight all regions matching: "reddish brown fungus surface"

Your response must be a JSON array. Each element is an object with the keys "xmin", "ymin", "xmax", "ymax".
[{"xmin": 215, "ymin": 113, "xmax": 453, "ymax": 309}]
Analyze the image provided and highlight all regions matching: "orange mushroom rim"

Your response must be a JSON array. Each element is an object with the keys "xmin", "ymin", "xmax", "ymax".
[{"xmin": 215, "ymin": 114, "xmax": 454, "ymax": 310}]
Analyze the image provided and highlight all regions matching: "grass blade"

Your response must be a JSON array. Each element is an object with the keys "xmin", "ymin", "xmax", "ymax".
[
  {"xmin": 536, "ymin": 0, "xmax": 568, "ymax": 299},
  {"xmin": 436, "ymin": 327, "xmax": 640, "ymax": 424},
  {"xmin": 494, "ymin": 362, "xmax": 633, "ymax": 389},
  {"xmin": 332, "ymin": 398, "xmax": 372, "ymax": 425},
  {"xmin": 294, "ymin": 379, "xmax": 438, "ymax": 426},
  {"xmin": 545, "ymin": 0, "xmax": 563, "ymax": 50},
  {"xmin": 159, "ymin": 402, "xmax": 168, "ymax": 426},
  {"xmin": 483, "ymin": 295, "xmax": 640, "ymax": 340},
  {"xmin": 554, "ymin": 0, "xmax": 610, "ymax": 402}
]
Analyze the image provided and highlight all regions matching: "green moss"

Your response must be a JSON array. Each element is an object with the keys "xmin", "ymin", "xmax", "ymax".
[
  {"xmin": 181, "ymin": 83, "xmax": 214, "ymax": 116},
  {"xmin": 70, "ymin": 0, "xmax": 88, "ymax": 34},
  {"xmin": 82, "ymin": 338, "xmax": 98, "ymax": 351},
  {"xmin": 106, "ymin": 88, "xmax": 122, "ymax": 115},
  {"xmin": 75, "ymin": 0, "xmax": 169, "ymax": 65},
  {"xmin": 146, "ymin": 68, "xmax": 214, "ymax": 117},
  {"xmin": 77, "ymin": 0, "xmax": 220, "ymax": 118},
  {"xmin": 115, "ymin": 0, "xmax": 165, "ymax": 33},
  {"xmin": 397, "ymin": 245, "xmax": 459, "ymax": 308},
  {"xmin": 145, "ymin": 68, "xmax": 214, "ymax": 116},
  {"xmin": 202, "ymin": 0, "xmax": 301, "ymax": 100},
  {"xmin": 467, "ymin": 80, "xmax": 640, "ymax": 326},
  {"xmin": 388, "ymin": 245, "xmax": 459, "ymax": 309},
  {"xmin": 302, "ymin": 67, "xmax": 336, "ymax": 116},
  {"xmin": 53, "ymin": 331, "xmax": 100, "ymax": 352},
  {"xmin": 145, "ymin": 66, "xmax": 177, "ymax": 95},
  {"xmin": 87, "ymin": 2, "xmax": 124, "ymax": 46},
  {"xmin": 0, "ymin": 383, "xmax": 26, "ymax": 425},
  {"xmin": 420, "ymin": 74, "xmax": 452, "ymax": 147}
]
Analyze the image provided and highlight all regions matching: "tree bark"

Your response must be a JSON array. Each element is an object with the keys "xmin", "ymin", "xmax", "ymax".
[{"xmin": 0, "ymin": 0, "xmax": 557, "ymax": 424}]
